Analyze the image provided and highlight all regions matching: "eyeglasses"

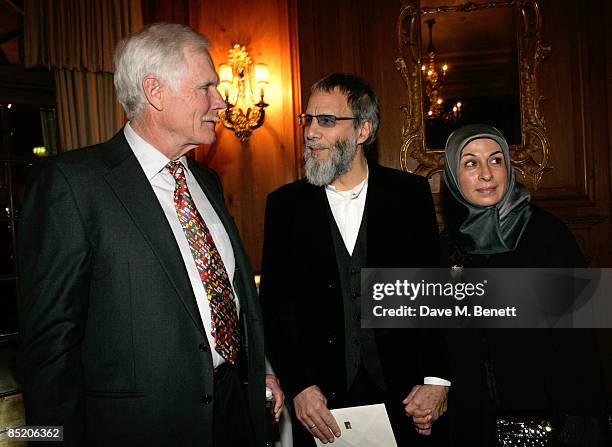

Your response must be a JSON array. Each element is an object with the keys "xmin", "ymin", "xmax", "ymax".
[{"xmin": 298, "ymin": 113, "xmax": 357, "ymax": 128}]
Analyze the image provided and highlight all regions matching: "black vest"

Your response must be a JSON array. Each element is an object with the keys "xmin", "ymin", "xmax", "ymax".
[{"xmin": 327, "ymin": 202, "xmax": 386, "ymax": 392}]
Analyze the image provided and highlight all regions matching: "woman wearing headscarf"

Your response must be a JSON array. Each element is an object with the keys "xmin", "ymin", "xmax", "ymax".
[{"xmin": 440, "ymin": 124, "xmax": 608, "ymax": 446}]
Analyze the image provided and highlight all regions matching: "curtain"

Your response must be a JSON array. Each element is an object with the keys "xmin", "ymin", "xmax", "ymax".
[
  {"xmin": 24, "ymin": 0, "xmax": 143, "ymax": 151},
  {"xmin": 54, "ymin": 70, "xmax": 126, "ymax": 151}
]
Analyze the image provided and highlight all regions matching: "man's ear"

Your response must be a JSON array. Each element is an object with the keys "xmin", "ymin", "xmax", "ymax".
[
  {"xmin": 356, "ymin": 120, "xmax": 372, "ymax": 146},
  {"xmin": 142, "ymin": 75, "xmax": 163, "ymax": 111}
]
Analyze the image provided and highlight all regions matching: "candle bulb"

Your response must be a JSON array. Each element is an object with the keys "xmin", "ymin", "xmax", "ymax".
[{"xmin": 254, "ymin": 64, "xmax": 269, "ymax": 97}]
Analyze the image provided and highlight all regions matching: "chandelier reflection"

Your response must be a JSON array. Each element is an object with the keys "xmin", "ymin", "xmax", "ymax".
[
  {"xmin": 218, "ymin": 44, "xmax": 269, "ymax": 143},
  {"xmin": 421, "ymin": 19, "xmax": 462, "ymax": 123}
]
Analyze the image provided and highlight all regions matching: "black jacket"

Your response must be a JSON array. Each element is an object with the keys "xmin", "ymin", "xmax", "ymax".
[
  {"xmin": 440, "ymin": 205, "xmax": 607, "ymax": 446},
  {"xmin": 260, "ymin": 164, "xmax": 448, "ymax": 403},
  {"xmin": 17, "ymin": 131, "xmax": 266, "ymax": 446}
]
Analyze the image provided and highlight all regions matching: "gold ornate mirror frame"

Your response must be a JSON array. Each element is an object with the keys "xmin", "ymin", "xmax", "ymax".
[{"xmin": 396, "ymin": 0, "xmax": 552, "ymax": 188}]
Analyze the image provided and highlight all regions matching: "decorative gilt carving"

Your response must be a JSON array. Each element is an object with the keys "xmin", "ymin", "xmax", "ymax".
[{"xmin": 396, "ymin": 0, "xmax": 552, "ymax": 188}]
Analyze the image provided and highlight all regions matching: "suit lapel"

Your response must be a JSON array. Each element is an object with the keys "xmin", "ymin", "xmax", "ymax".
[
  {"xmin": 302, "ymin": 183, "xmax": 339, "ymax": 268},
  {"xmin": 104, "ymin": 135, "xmax": 206, "ymax": 336},
  {"xmin": 364, "ymin": 164, "xmax": 387, "ymax": 267}
]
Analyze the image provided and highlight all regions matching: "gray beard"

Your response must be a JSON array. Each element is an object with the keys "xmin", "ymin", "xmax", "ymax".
[{"xmin": 303, "ymin": 137, "xmax": 358, "ymax": 186}]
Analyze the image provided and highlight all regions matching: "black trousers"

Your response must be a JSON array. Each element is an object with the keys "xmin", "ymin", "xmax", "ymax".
[{"xmin": 212, "ymin": 365, "xmax": 255, "ymax": 447}]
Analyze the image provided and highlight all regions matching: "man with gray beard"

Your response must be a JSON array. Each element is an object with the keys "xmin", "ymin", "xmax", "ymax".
[{"xmin": 260, "ymin": 73, "xmax": 451, "ymax": 446}]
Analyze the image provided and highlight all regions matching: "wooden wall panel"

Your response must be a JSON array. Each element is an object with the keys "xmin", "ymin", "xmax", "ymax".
[
  {"xmin": 142, "ymin": 0, "xmax": 189, "ymax": 24},
  {"xmin": 191, "ymin": 0, "xmax": 301, "ymax": 270},
  {"xmin": 600, "ymin": 0, "xmax": 612, "ymax": 406},
  {"xmin": 608, "ymin": 0, "xmax": 612, "ymax": 207},
  {"xmin": 297, "ymin": 0, "xmax": 362, "ymax": 98},
  {"xmin": 357, "ymin": 0, "xmax": 407, "ymax": 169},
  {"xmin": 534, "ymin": 0, "xmax": 611, "ymax": 267},
  {"xmin": 537, "ymin": 0, "xmax": 587, "ymax": 196}
]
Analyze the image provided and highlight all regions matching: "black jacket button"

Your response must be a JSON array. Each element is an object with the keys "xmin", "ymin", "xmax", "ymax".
[
  {"xmin": 199, "ymin": 343, "xmax": 208, "ymax": 352},
  {"xmin": 202, "ymin": 394, "xmax": 213, "ymax": 404}
]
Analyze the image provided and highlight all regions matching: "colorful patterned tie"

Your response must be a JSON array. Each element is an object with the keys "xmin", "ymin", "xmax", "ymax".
[{"xmin": 166, "ymin": 161, "xmax": 240, "ymax": 364}]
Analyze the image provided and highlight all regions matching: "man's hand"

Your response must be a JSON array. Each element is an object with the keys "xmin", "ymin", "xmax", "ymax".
[
  {"xmin": 293, "ymin": 385, "xmax": 341, "ymax": 444},
  {"xmin": 402, "ymin": 384, "xmax": 448, "ymax": 436},
  {"xmin": 265, "ymin": 374, "xmax": 285, "ymax": 422}
]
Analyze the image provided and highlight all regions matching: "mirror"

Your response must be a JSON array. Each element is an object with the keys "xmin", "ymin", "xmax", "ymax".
[{"xmin": 396, "ymin": 0, "xmax": 551, "ymax": 189}]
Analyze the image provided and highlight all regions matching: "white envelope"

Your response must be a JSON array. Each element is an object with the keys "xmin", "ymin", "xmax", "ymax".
[{"xmin": 313, "ymin": 403, "xmax": 398, "ymax": 447}]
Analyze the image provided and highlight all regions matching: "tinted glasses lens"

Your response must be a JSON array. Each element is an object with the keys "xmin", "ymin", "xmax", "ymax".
[
  {"xmin": 298, "ymin": 114, "xmax": 312, "ymax": 126},
  {"xmin": 317, "ymin": 115, "xmax": 336, "ymax": 127}
]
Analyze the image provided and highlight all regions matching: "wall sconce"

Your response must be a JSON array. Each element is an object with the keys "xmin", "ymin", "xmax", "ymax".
[{"xmin": 218, "ymin": 44, "xmax": 269, "ymax": 143}]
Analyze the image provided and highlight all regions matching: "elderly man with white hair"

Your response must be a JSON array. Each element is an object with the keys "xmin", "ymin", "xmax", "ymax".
[{"xmin": 17, "ymin": 23, "xmax": 271, "ymax": 446}]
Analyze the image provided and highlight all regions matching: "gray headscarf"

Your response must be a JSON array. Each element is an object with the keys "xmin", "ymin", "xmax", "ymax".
[{"xmin": 444, "ymin": 124, "xmax": 532, "ymax": 254}]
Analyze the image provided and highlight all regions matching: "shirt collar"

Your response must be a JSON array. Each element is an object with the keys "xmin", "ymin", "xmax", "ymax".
[
  {"xmin": 325, "ymin": 165, "xmax": 369, "ymax": 199},
  {"xmin": 124, "ymin": 122, "xmax": 189, "ymax": 180}
]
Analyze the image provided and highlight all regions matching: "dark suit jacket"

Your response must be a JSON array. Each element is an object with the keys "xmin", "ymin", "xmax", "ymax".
[
  {"xmin": 17, "ymin": 131, "xmax": 265, "ymax": 446},
  {"xmin": 260, "ymin": 163, "xmax": 448, "ymax": 404}
]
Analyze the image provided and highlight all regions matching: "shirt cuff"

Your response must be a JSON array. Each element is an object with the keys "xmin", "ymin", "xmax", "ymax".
[{"xmin": 424, "ymin": 376, "xmax": 451, "ymax": 386}]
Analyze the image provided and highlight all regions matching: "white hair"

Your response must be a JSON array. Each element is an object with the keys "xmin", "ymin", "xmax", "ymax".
[{"xmin": 113, "ymin": 23, "xmax": 210, "ymax": 119}]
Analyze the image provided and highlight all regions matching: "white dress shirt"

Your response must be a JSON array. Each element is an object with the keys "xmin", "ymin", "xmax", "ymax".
[
  {"xmin": 124, "ymin": 123, "xmax": 238, "ymax": 368},
  {"xmin": 325, "ymin": 174, "xmax": 369, "ymax": 255},
  {"xmin": 324, "ymin": 168, "xmax": 450, "ymax": 387}
]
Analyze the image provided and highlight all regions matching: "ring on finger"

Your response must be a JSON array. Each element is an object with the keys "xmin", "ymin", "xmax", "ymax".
[{"xmin": 308, "ymin": 424, "xmax": 317, "ymax": 429}]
